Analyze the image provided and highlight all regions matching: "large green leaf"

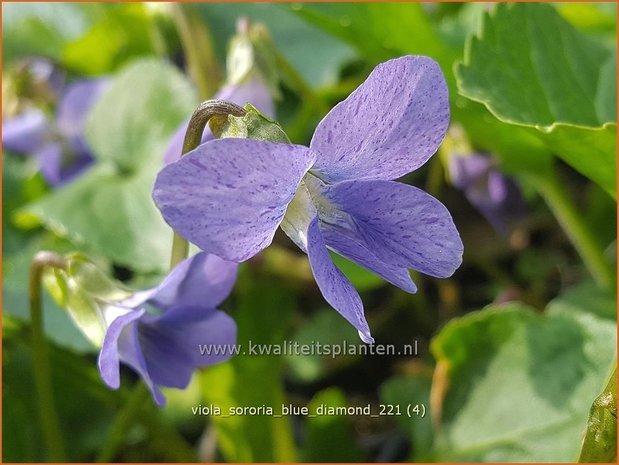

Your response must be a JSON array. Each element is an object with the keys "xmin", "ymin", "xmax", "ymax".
[
  {"xmin": 18, "ymin": 164, "xmax": 171, "ymax": 272},
  {"xmin": 456, "ymin": 3, "xmax": 617, "ymax": 197},
  {"xmin": 85, "ymin": 59, "xmax": 197, "ymax": 172},
  {"xmin": 2, "ymin": 151, "xmax": 96, "ymax": 352},
  {"xmin": 430, "ymin": 298, "xmax": 616, "ymax": 461},
  {"xmin": 199, "ymin": 271, "xmax": 296, "ymax": 462}
]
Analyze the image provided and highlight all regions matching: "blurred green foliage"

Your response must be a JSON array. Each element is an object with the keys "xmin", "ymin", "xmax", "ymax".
[{"xmin": 2, "ymin": 2, "xmax": 616, "ymax": 463}]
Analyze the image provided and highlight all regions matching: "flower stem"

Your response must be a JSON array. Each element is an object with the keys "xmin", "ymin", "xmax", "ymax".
[
  {"xmin": 170, "ymin": 3, "xmax": 221, "ymax": 99},
  {"xmin": 169, "ymin": 100, "xmax": 247, "ymax": 268},
  {"xmin": 527, "ymin": 169, "xmax": 614, "ymax": 289},
  {"xmin": 29, "ymin": 251, "xmax": 68, "ymax": 462},
  {"xmin": 95, "ymin": 383, "xmax": 150, "ymax": 462}
]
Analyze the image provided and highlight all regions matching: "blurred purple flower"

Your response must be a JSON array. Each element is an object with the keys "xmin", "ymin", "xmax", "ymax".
[
  {"xmin": 163, "ymin": 74, "xmax": 275, "ymax": 164},
  {"xmin": 2, "ymin": 78, "xmax": 108, "ymax": 186},
  {"xmin": 153, "ymin": 56, "xmax": 463, "ymax": 343},
  {"xmin": 449, "ymin": 153, "xmax": 526, "ymax": 235},
  {"xmin": 98, "ymin": 252, "xmax": 238, "ymax": 406}
]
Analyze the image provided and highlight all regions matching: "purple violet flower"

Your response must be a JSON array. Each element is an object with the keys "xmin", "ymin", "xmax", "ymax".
[
  {"xmin": 163, "ymin": 73, "xmax": 275, "ymax": 164},
  {"xmin": 153, "ymin": 56, "xmax": 463, "ymax": 344},
  {"xmin": 448, "ymin": 152, "xmax": 526, "ymax": 235},
  {"xmin": 98, "ymin": 252, "xmax": 238, "ymax": 406},
  {"xmin": 2, "ymin": 78, "xmax": 108, "ymax": 186}
]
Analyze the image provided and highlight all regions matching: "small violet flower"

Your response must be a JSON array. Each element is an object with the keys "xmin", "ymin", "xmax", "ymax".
[
  {"xmin": 153, "ymin": 56, "xmax": 463, "ymax": 343},
  {"xmin": 163, "ymin": 73, "xmax": 274, "ymax": 164},
  {"xmin": 2, "ymin": 78, "xmax": 108, "ymax": 186},
  {"xmin": 448, "ymin": 152, "xmax": 526, "ymax": 235},
  {"xmin": 98, "ymin": 252, "xmax": 238, "ymax": 406}
]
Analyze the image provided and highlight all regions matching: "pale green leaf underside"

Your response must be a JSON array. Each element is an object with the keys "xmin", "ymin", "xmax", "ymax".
[
  {"xmin": 85, "ymin": 58, "xmax": 198, "ymax": 172},
  {"xmin": 430, "ymin": 298, "xmax": 616, "ymax": 462},
  {"xmin": 456, "ymin": 3, "xmax": 616, "ymax": 197},
  {"xmin": 18, "ymin": 59, "xmax": 198, "ymax": 271},
  {"xmin": 18, "ymin": 165, "xmax": 172, "ymax": 272}
]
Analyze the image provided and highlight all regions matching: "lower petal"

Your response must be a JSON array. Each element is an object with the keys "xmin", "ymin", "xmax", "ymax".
[
  {"xmin": 325, "ymin": 180, "xmax": 463, "ymax": 278},
  {"xmin": 306, "ymin": 217, "xmax": 374, "ymax": 344},
  {"xmin": 98, "ymin": 308, "xmax": 166, "ymax": 406},
  {"xmin": 321, "ymin": 225, "xmax": 417, "ymax": 293}
]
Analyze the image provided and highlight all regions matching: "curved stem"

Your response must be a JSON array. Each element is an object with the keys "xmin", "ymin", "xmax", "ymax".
[
  {"xmin": 527, "ymin": 170, "xmax": 614, "ymax": 289},
  {"xmin": 29, "ymin": 251, "xmax": 68, "ymax": 461},
  {"xmin": 169, "ymin": 100, "xmax": 246, "ymax": 268}
]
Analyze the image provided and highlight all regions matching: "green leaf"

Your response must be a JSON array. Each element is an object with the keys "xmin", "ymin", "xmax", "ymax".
[
  {"xmin": 62, "ymin": 4, "xmax": 155, "ymax": 75},
  {"xmin": 289, "ymin": 3, "xmax": 453, "ymax": 70},
  {"xmin": 547, "ymin": 280, "xmax": 617, "ymax": 322},
  {"xmin": 456, "ymin": 3, "xmax": 617, "ymax": 197},
  {"xmin": 19, "ymin": 59, "xmax": 197, "ymax": 272},
  {"xmin": 430, "ymin": 301, "xmax": 616, "ymax": 462},
  {"xmin": 578, "ymin": 367, "xmax": 617, "ymax": 462},
  {"xmin": 2, "ymin": 154, "xmax": 96, "ymax": 352},
  {"xmin": 380, "ymin": 375, "xmax": 434, "ymax": 461},
  {"xmin": 1, "ymin": 2, "xmax": 91, "ymax": 63},
  {"xmin": 85, "ymin": 58, "xmax": 197, "ymax": 172},
  {"xmin": 199, "ymin": 271, "xmax": 297, "ymax": 462},
  {"xmin": 18, "ymin": 164, "xmax": 172, "ymax": 272},
  {"xmin": 300, "ymin": 387, "xmax": 365, "ymax": 462}
]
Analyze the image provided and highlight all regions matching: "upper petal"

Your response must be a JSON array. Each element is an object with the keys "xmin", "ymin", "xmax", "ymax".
[
  {"xmin": 324, "ymin": 180, "xmax": 463, "ymax": 278},
  {"xmin": 149, "ymin": 252, "xmax": 238, "ymax": 311},
  {"xmin": 310, "ymin": 55, "xmax": 449, "ymax": 183},
  {"xmin": 153, "ymin": 138, "xmax": 316, "ymax": 262},
  {"xmin": 306, "ymin": 216, "xmax": 374, "ymax": 344}
]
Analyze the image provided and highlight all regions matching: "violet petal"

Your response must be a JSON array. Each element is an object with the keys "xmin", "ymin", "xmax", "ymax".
[
  {"xmin": 306, "ymin": 216, "xmax": 374, "ymax": 344},
  {"xmin": 324, "ymin": 179, "xmax": 463, "ymax": 278},
  {"xmin": 310, "ymin": 55, "xmax": 449, "ymax": 183},
  {"xmin": 2, "ymin": 109, "xmax": 48, "ymax": 154},
  {"xmin": 148, "ymin": 252, "xmax": 238, "ymax": 310},
  {"xmin": 153, "ymin": 138, "xmax": 316, "ymax": 262}
]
